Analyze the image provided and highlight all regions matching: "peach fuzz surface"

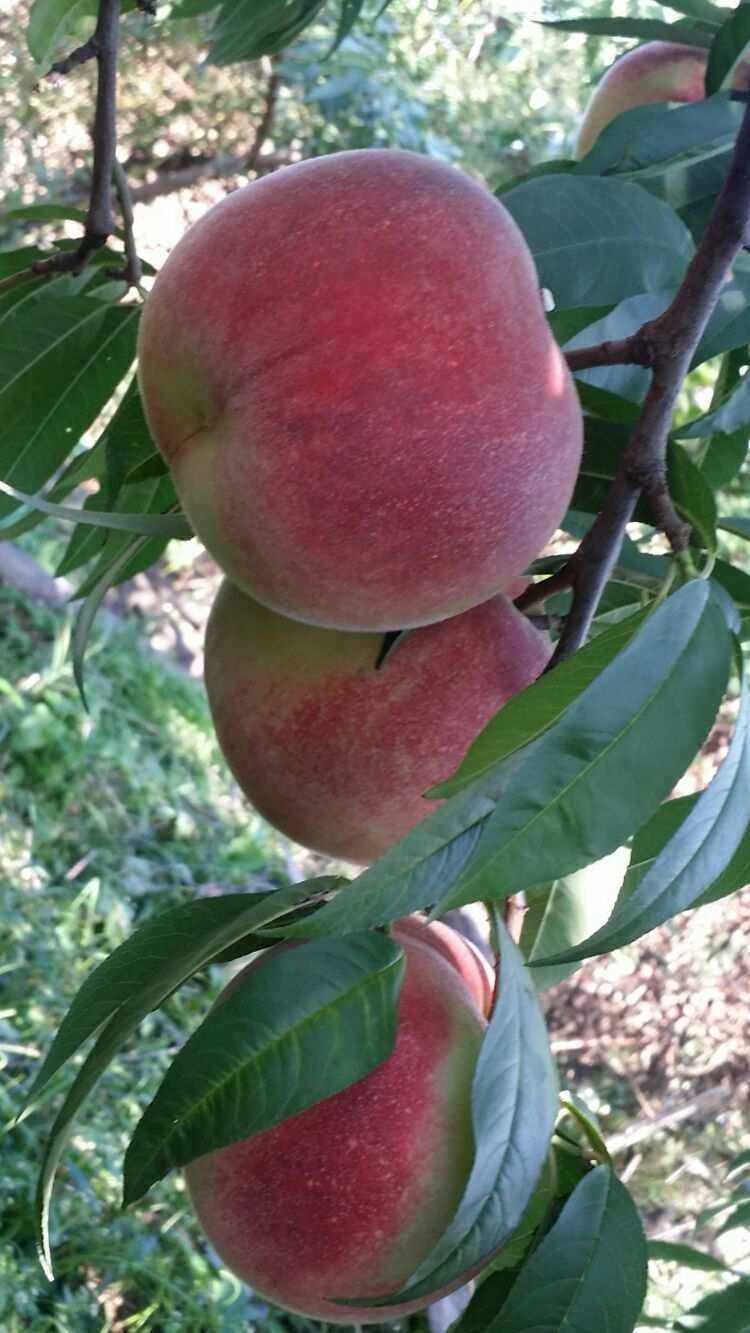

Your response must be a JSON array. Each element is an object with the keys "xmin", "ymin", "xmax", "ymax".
[
  {"xmin": 204, "ymin": 579, "xmax": 551, "ymax": 864},
  {"xmin": 185, "ymin": 916, "xmax": 493, "ymax": 1322},
  {"xmin": 137, "ymin": 148, "xmax": 582, "ymax": 631}
]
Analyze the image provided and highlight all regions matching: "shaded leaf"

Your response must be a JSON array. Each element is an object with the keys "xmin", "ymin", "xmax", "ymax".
[
  {"xmin": 481, "ymin": 1167, "xmax": 647, "ymax": 1333},
  {"xmin": 648, "ymin": 1240, "xmax": 729, "ymax": 1273},
  {"xmin": 533, "ymin": 661, "xmax": 749, "ymax": 965},
  {"xmin": 0, "ymin": 478, "xmax": 189, "ymax": 538},
  {"xmin": 29, "ymin": 881, "xmax": 336, "ymax": 1278},
  {"xmin": 675, "ymin": 1278, "xmax": 750, "ymax": 1331},
  {"xmin": 501, "ymin": 177, "xmax": 693, "ymax": 311},
  {"xmin": 706, "ymin": 5, "xmax": 750, "ymax": 95},
  {"xmin": 543, "ymin": 16, "xmax": 712, "ymax": 46},
  {"xmin": 432, "ymin": 608, "xmax": 651, "ymax": 798},
  {"xmin": 520, "ymin": 853, "xmax": 626, "ymax": 991},
  {"xmin": 575, "ymin": 93, "xmax": 741, "ymax": 180},
  {"xmin": 356, "ymin": 922, "xmax": 558, "ymax": 1308},
  {"xmin": 209, "ymin": 0, "xmax": 327, "ymax": 64},
  {"xmin": 0, "ymin": 291, "xmax": 138, "ymax": 518},
  {"xmin": 435, "ymin": 581, "xmax": 731, "ymax": 915}
]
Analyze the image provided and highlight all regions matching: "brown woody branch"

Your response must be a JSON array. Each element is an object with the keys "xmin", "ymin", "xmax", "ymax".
[
  {"xmin": 524, "ymin": 96, "xmax": 750, "ymax": 666},
  {"xmin": 126, "ymin": 151, "xmax": 291, "ymax": 205},
  {"xmin": 245, "ymin": 58, "xmax": 281, "ymax": 175},
  {"xmin": 34, "ymin": 0, "xmax": 120, "ymax": 277}
]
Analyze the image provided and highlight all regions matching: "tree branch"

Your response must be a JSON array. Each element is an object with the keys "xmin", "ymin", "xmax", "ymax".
[
  {"xmin": 33, "ymin": 0, "xmax": 120, "ymax": 277},
  {"xmin": 526, "ymin": 97, "xmax": 750, "ymax": 665},
  {"xmin": 245, "ymin": 58, "xmax": 281, "ymax": 174}
]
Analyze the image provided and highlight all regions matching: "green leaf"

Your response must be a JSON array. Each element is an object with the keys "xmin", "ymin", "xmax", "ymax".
[
  {"xmin": 567, "ymin": 292, "xmax": 671, "ymax": 403},
  {"xmin": 520, "ymin": 854, "xmax": 626, "ymax": 992},
  {"xmin": 453, "ymin": 1270, "xmax": 526, "ymax": 1333},
  {"xmin": 26, "ymin": 884, "xmax": 332, "ymax": 1108},
  {"xmin": 0, "ymin": 291, "xmax": 138, "ymax": 518},
  {"xmin": 27, "ymin": 0, "xmax": 96, "ymax": 65},
  {"xmin": 713, "ymin": 558, "xmax": 750, "ymax": 612},
  {"xmin": 542, "ymin": 17, "xmax": 712, "ymax": 45},
  {"xmin": 0, "ymin": 479, "xmax": 189, "ymax": 538},
  {"xmin": 482, "ymin": 1167, "xmax": 647, "ymax": 1333},
  {"xmin": 432, "ymin": 609, "xmax": 651, "ymax": 798},
  {"xmin": 502, "ymin": 177, "xmax": 693, "ymax": 311},
  {"xmin": 56, "ymin": 380, "xmax": 173, "ymax": 577},
  {"xmin": 533, "ymin": 658, "xmax": 749, "ymax": 965},
  {"xmin": 4, "ymin": 203, "xmax": 88, "ymax": 225},
  {"xmin": 29, "ymin": 881, "xmax": 336, "ymax": 1278},
  {"xmin": 435, "ymin": 581, "xmax": 732, "ymax": 915},
  {"xmin": 330, "ymin": 0, "xmax": 367, "ymax": 51},
  {"xmin": 559, "ymin": 1092, "xmax": 612, "ymax": 1164},
  {"xmin": 719, "ymin": 516, "xmax": 750, "ymax": 540},
  {"xmin": 697, "ymin": 257, "xmax": 750, "ymax": 362},
  {"xmin": 648, "ymin": 1240, "xmax": 729, "ymax": 1273},
  {"xmin": 575, "ymin": 94, "xmax": 741, "ymax": 180},
  {"xmin": 209, "ymin": 0, "xmax": 327, "ymax": 64},
  {"xmin": 122, "ymin": 932, "xmax": 405, "ymax": 1205},
  {"xmin": 548, "ymin": 306, "xmax": 613, "ymax": 345},
  {"xmin": 573, "ymin": 428, "xmax": 718, "ymax": 551},
  {"xmin": 675, "ymin": 1279, "xmax": 750, "ymax": 1331},
  {"xmin": 681, "ymin": 373, "xmax": 750, "ymax": 438},
  {"xmin": 358, "ymin": 922, "xmax": 558, "ymax": 1308},
  {"xmin": 700, "ymin": 432, "xmax": 749, "ymax": 489},
  {"xmin": 576, "ymin": 381, "xmax": 641, "ymax": 425},
  {"xmin": 717, "ymin": 1200, "xmax": 750, "ymax": 1237},
  {"xmin": 706, "ymin": 6, "xmax": 750, "ymax": 95},
  {"xmin": 71, "ymin": 535, "xmax": 147, "ymax": 706},
  {"xmin": 728, "ymin": 1149, "xmax": 750, "ymax": 1180},
  {"xmin": 669, "ymin": 441, "xmax": 718, "ymax": 551}
]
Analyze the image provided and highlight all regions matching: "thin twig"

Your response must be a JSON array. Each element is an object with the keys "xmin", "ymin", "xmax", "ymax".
[
  {"xmin": 33, "ymin": 0, "xmax": 120, "ymax": 277},
  {"xmin": 107, "ymin": 159, "xmax": 142, "ymax": 289},
  {"xmin": 245, "ymin": 58, "xmax": 281, "ymax": 174},
  {"xmin": 528, "ymin": 97, "xmax": 750, "ymax": 665},
  {"xmin": 49, "ymin": 35, "xmax": 99, "ymax": 78},
  {"xmin": 565, "ymin": 333, "xmax": 654, "ymax": 374}
]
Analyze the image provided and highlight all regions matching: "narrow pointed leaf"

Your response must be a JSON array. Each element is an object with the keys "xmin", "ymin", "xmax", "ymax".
[
  {"xmin": 520, "ymin": 853, "xmax": 625, "ymax": 992},
  {"xmin": 543, "ymin": 16, "xmax": 712, "ymax": 44},
  {"xmin": 0, "ymin": 479, "xmax": 189, "ymax": 536},
  {"xmin": 435, "ymin": 581, "xmax": 731, "ymax": 915},
  {"xmin": 648, "ymin": 1240, "xmax": 729, "ymax": 1273},
  {"xmin": 349, "ymin": 923, "xmax": 558, "ymax": 1308},
  {"xmin": 432, "ymin": 609, "xmax": 651, "ymax": 798},
  {"xmin": 483, "ymin": 1167, "xmax": 647, "ymax": 1333},
  {"xmin": 706, "ymin": 6, "xmax": 750, "ymax": 94},
  {"xmin": 123, "ymin": 932, "xmax": 404, "ymax": 1205},
  {"xmin": 533, "ymin": 664, "xmax": 750, "ymax": 965},
  {"xmin": 209, "ymin": 0, "xmax": 327, "ymax": 64},
  {"xmin": 26, "ymin": 882, "xmax": 334, "ymax": 1109},
  {"xmin": 0, "ymin": 294, "xmax": 138, "ymax": 517},
  {"xmin": 675, "ymin": 1279, "xmax": 750, "ymax": 1331},
  {"xmin": 30, "ymin": 882, "xmax": 336, "ymax": 1278}
]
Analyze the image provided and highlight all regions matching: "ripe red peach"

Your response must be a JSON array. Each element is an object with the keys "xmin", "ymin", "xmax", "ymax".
[
  {"xmin": 137, "ymin": 148, "xmax": 582, "ymax": 631},
  {"xmin": 575, "ymin": 41, "xmax": 750, "ymax": 158},
  {"xmin": 204, "ymin": 579, "xmax": 551, "ymax": 864},
  {"xmin": 185, "ymin": 916, "xmax": 495, "ymax": 1322}
]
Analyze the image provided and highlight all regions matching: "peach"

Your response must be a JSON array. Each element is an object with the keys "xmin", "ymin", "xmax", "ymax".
[
  {"xmin": 575, "ymin": 41, "xmax": 750, "ymax": 158},
  {"xmin": 137, "ymin": 148, "xmax": 582, "ymax": 631},
  {"xmin": 185, "ymin": 916, "xmax": 494, "ymax": 1322},
  {"xmin": 204, "ymin": 579, "xmax": 551, "ymax": 864}
]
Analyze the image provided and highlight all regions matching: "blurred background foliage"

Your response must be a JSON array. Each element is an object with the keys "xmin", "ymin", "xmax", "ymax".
[{"xmin": 2, "ymin": 0, "xmax": 750, "ymax": 1329}]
